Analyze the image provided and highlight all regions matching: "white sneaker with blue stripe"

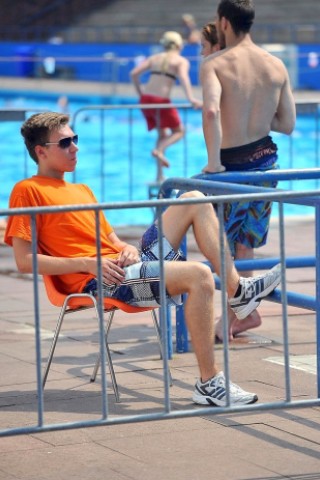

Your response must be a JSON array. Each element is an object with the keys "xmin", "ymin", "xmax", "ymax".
[
  {"xmin": 229, "ymin": 263, "xmax": 281, "ymax": 321},
  {"xmin": 193, "ymin": 371, "xmax": 258, "ymax": 406}
]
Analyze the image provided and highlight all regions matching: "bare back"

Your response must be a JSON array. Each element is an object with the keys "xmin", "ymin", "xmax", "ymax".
[
  {"xmin": 143, "ymin": 51, "xmax": 185, "ymax": 98},
  {"xmin": 131, "ymin": 47, "xmax": 200, "ymax": 107},
  {"xmin": 210, "ymin": 38, "xmax": 293, "ymax": 147}
]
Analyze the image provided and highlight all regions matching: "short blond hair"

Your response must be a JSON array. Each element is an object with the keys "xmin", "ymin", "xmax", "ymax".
[{"xmin": 160, "ymin": 31, "xmax": 183, "ymax": 50}]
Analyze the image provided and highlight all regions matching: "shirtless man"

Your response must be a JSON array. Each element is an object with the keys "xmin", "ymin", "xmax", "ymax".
[
  {"xmin": 130, "ymin": 31, "xmax": 201, "ymax": 181},
  {"xmin": 200, "ymin": 0, "xmax": 296, "ymax": 340}
]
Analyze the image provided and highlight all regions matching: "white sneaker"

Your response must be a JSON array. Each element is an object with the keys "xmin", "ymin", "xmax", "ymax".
[
  {"xmin": 229, "ymin": 264, "xmax": 281, "ymax": 320},
  {"xmin": 193, "ymin": 371, "xmax": 258, "ymax": 406}
]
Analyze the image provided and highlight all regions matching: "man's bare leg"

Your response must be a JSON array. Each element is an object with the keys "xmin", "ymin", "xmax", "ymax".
[
  {"xmin": 165, "ymin": 261, "xmax": 218, "ymax": 381},
  {"xmin": 164, "ymin": 260, "xmax": 258, "ymax": 406},
  {"xmin": 162, "ymin": 191, "xmax": 240, "ymax": 298},
  {"xmin": 215, "ymin": 242, "xmax": 261, "ymax": 341},
  {"xmin": 158, "ymin": 197, "xmax": 273, "ymax": 405}
]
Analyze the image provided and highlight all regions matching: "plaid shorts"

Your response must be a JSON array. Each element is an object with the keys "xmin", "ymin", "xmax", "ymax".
[{"xmin": 83, "ymin": 224, "xmax": 185, "ymax": 307}]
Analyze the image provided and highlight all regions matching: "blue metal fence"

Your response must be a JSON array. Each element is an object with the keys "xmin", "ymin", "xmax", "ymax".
[
  {"xmin": 0, "ymin": 182, "xmax": 320, "ymax": 437},
  {"xmin": 160, "ymin": 173, "xmax": 320, "ymax": 398}
]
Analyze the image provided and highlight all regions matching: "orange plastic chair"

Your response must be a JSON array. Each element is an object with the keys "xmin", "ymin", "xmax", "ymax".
[{"xmin": 42, "ymin": 275, "xmax": 170, "ymax": 402}]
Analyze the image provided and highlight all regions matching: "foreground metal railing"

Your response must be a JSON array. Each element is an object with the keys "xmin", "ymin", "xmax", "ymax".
[{"xmin": 0, "ymin": 183, "xmax": 319, "ymax": 438}]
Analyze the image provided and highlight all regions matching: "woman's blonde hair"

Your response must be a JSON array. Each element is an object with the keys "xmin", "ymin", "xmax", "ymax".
[{"xmin": 160, "ymin": 31, "xmax": 183, "ymax": 50}]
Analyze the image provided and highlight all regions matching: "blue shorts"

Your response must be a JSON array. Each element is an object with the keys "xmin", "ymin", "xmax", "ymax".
[
  {"xmin": 84, "ymin": 224, "xmax": 185, "ymax": 308},
  {"xmin": 220, "ymin": 136, "xmax": 278, "ymax": 256}
]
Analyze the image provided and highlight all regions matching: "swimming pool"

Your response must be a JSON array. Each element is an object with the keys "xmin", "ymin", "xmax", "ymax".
[{"xmin": 1, "ymin": 90, "xmax": 319, "ymax": 225}]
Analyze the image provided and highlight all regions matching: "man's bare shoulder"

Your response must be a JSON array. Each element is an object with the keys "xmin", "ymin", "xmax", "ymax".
[
  {"xmin": 203, "ymin": 47, "xmax": 231, "ymax": 64},
  {"xmin": 245, "ymin": 43, "xmax": 287, "ymax": 69},
  {"xmin": 200, "ymin": 49, "xmax": 228, "ymax": 74},
  {"xmin": 204, "ymin": 43, "xmax": 286, "ymax": 72}
]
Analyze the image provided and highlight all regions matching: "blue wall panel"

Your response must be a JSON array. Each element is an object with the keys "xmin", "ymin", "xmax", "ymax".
[
  {"xmin": 298, "ymin": 45, "xmax": 320, "ymax": 90},
  {"xmin": 0, "ymin": 41, "xmax": 200, "ymax": 85},
  {"xmin": 3, "ymin": 41, "xmax": 320, "ymax": 91}
]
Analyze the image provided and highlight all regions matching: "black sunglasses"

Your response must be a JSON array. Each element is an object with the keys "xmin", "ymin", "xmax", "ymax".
[{"xmin": 45, "ymin": 135, "xmax": 78, "ymax": 149}]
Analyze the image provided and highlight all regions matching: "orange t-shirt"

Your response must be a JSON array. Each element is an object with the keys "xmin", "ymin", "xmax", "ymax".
[{"xmin": 5, "ymin": 175, "xmax": 121, "ymax": 294}]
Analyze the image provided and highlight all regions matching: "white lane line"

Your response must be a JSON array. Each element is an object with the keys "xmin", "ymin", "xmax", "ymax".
[
  {"xmin": 264, "ymin": 355, "xmax": 317, "ymax": 375},
  {"xmin": 11, "ymin": 324, "xmax": 56, "ymax": 340}
]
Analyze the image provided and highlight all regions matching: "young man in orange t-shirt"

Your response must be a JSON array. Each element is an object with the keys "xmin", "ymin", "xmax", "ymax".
[{"xmin": 5, "ymin": 112, "xmax": 281, "ymax": 406}]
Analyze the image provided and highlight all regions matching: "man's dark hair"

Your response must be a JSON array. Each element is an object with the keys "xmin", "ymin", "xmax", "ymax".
[
  {"xmin": 21, "ymin": 112, "xmax": 69, "ymax": 164},
  {"xmin": 217, "ymin": 0, "xmax": 255, "ymax": 35}
]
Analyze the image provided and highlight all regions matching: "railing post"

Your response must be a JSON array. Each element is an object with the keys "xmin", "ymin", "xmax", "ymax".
[
  {"xmin": 315, "ymin": 201, "xmax": 320, "ymax": 397},
  {"xmin": 175, "ymin": 295, "xmax": 188, "ymax": 353},
  {"xmin": 175, "ymin": 235, "xmax": 189, "ymax": 353}
]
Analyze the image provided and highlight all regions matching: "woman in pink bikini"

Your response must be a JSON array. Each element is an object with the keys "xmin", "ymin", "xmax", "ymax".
[{"xmin": 130, "ymin": 31, "xmax": 202, "ymax": 181}]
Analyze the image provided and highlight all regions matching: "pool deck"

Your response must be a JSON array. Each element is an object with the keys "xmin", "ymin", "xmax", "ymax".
[
  {"xmin": 1, "ymin": 76, "xmax": 320, "ymax": 104},
  {"xmin": 0, "ymin": 78, "xmax": 320, "ymax": 479}
]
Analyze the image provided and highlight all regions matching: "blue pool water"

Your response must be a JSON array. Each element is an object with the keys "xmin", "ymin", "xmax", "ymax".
[{"xmin": 0, "ymin": 90, "xmax": 319, "ymax": 225}]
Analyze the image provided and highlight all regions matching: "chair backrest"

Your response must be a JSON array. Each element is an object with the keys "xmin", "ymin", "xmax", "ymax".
[{"xmin": 42, "ymin": 275, "xmax": 155, "ymax": 313}]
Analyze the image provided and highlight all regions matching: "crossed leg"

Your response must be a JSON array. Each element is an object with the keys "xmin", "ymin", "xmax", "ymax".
[
  {"xmin": 160, "ymin": 190, "xmax": 240, "ymax": 381},
  {"xmin": 161, "ymin": 190, "xmax": 240, "ymax": 297}
]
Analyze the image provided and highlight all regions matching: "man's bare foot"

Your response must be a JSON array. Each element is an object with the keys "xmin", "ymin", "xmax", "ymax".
[
  {"xmin": 215, "ymin": 309, "xmax": 262, "ymax": 342},
  {"xmin": 152, "ymin": 149, "xmax": 170, "ymax": 168}
]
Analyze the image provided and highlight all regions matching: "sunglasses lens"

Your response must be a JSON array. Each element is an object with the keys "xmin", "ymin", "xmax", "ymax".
[{"xmin": 59, "ymin": 135, "xmax": 78, "ymax": 148}]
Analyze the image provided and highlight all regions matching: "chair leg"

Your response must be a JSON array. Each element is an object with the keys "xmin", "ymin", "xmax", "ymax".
[
  {"xmin": 42, "ymin": 301, "xmax": 68, "ymax": 388},
  {"xmin": 91, "ymin": 309, "xmax": 120, "ymax": 402},
  {"xmin": 151, "ymin": 310, "xmax": 173, "ymax": 386},
  {"xmin": 90, "ymin": 309, "xmax": 114, "ymax": 381}
]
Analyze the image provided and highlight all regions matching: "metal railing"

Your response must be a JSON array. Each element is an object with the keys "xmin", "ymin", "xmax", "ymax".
[
  {"xmin": 159, "ymin": 169, "xmax": 320, "ymax": 390},
  {"xmin": 0, "ymin": 183, "xmax": 320, "ymax": 438},
  {"xmin": 71, "ymin": 101, "xmax": 320, "ymax": 200},
  {"xmin": 1, "ymin": 48, "xmax": 320, "ymax": 88},
  {"xmin": 72, "ymin": 103, "xmax": 192, "ymax": 202}
]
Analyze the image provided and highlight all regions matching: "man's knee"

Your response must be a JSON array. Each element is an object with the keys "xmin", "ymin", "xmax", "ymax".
[
  {"xmin": 191, "ymin": 263, "xmax": 214, "ymax": 295},
  {"xmin": 179, "ymin": 190, "xmax": 205, "ymax": 200},
  {"xmin": 179, "ymin": 190, "xmax": 213, "ymax": 215}
]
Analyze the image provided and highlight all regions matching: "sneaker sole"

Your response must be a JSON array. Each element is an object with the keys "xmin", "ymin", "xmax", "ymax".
[{"xmin": 192, "ymin": 392, "xmax": 258, "ymax": 406}]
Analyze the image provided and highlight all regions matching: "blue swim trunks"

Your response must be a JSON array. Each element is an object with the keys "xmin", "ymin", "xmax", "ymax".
[
  {"xmin": 84, "ymin": 224, "xmax": 185, "ymax": 308},
  {"xmin": 220, "ymin": 136, "xmax": 278, "ymax": 256}
]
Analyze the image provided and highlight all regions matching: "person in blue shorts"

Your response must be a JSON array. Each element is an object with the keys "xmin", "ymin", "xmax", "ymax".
[{"xmin": 200, "ymin": 0, "xmax": 296, "ymax": 340}]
